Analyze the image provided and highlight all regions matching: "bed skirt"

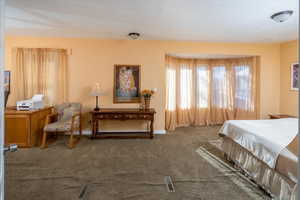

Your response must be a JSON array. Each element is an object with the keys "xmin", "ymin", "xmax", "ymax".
[{"xmin": 221, "ymin": 137, "xmax": 297, "ymax": 200}]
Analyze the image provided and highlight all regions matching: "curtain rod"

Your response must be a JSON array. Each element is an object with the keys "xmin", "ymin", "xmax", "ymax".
[
  {"xmin": 166, "ymin": 54, "xmax": 256, "ymax": 59},
  {"xmin": 12, "ymin": 47, "xmax": 72, "ymax": 55}
]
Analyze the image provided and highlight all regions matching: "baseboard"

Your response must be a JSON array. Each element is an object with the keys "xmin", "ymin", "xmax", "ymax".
[
  {"xmin": 154, "ymin": 130, "xmax": 166, "ymax": 134},
  {"xmin": 78, "ymin": 129, "xmax": 166, "ymax": 135}
]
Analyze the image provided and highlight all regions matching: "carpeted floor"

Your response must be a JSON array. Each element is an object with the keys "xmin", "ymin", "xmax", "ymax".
[{"xmin": 5, "ymin": 126, "xmax": 269, "ymax": 200}]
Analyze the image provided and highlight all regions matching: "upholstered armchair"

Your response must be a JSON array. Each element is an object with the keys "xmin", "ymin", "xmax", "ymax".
[{"xmin": 41, "ymin": 103, "xmax": 82, "ymax": 149}]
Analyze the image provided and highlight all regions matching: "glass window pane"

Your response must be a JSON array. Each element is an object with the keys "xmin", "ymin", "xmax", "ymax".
[
  {"xmin": 211, "ymin": 66, "xmax": 227, "ymax": 108},
  {"xmin": 196, "ymin": 66, "xmax": 208, "ymax": 108},
  {"xmin": 234, "ymin": 65, "xmax": 252, "ymax": 110},
  {"xmin": 180, "ymin": 67, "xmax": 192, "ymax": 109},
  {"xmin": 166, "ymin": 68, "xmax": 176, "ymax": 111}
]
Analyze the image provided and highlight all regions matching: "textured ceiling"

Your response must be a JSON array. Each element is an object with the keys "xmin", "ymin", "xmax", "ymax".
[{"xmin": 5, "ymin": 0, "xmax": 299, "ymax": 42}]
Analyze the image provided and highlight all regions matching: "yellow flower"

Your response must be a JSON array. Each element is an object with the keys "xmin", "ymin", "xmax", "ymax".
[{"xmin": 141, "ymin": 89, "xmax": 155, "ymax": 97}]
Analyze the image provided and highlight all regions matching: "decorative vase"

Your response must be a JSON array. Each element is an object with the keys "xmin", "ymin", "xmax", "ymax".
[{"xmin": 144, "ymin": 97, "xmax": 151, "ymax": 109}]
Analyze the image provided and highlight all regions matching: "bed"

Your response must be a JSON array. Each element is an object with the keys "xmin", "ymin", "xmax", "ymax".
[{"xmin": 219, "ymin": 118, "xmax": 298, "ymax": 200}]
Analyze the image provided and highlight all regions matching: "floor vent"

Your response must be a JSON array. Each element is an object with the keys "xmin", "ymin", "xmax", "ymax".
[
  {"xmin": 78, "ymin": 184, "xmax": 88, "ymax": 200},
  {"xmin": 164, "ymin": 176, "xmax": 175, "ymax": 192}
]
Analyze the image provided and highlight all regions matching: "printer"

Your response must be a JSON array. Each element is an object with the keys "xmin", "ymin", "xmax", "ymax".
[{"xmin": 16, "ymin": 94, "xmax": 45, "ymax": 111}]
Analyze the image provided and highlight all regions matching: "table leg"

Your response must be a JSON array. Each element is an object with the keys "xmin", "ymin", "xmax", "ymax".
[
  {"xmin": 96, "ymin": 120, "xmax": 99, "ymax": 136},
  {"xmin": 150, "ymin": 119, "xmax": 154, "ymax": 139},
  {"xmin": 91, "ymin": 119, "xmax": 95, "ymax": 139},
  {"xmin": 92, "ymin": 118, "xmax": 98, "ymax": 139}
]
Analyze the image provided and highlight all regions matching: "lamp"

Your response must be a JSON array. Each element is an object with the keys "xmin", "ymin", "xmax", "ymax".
[{"xmin": 90, "ymin": 83, "xmax": 102, "ymax": 111}]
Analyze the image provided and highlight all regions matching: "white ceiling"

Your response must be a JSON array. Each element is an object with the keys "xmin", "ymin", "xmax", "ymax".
[{"xmin": 5, "ymin": 0, "xmax": 299, "ymax": 42}]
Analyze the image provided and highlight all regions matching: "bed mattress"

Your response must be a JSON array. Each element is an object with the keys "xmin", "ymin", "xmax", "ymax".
[
  {"xmin": 276, "ymin": 136, "xmax": 298, "ymax": 183},
  {"xmin": 219, "ymin": 118, "xmax": 298, "ymax": 168},
  {"xmin": 221, "ymin": 136, "xmax": 297, "ymax": 200}
]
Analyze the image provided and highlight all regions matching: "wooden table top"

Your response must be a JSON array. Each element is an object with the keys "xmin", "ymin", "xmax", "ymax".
[{"xmin": 5, "ymin": 106, "xmax": 53, "ymax": 114}]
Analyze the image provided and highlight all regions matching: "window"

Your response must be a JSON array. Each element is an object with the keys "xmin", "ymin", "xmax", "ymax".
[
  {"xmin": 180, "ymin": 66, "xmax": 192, "ymax": 109},
  {"xmin": 196, "ymin": 66, "xmax": 209, "ymax": 108},
  {"xmin": 166, "ymin": 68, "xmax": 176, "ymax": 111},
  {"xmin": 211, "ymin": 66, "xmax": 227, "ymax": 108},
  {"xmin": 15, "ymin": 48, "xmax": 68, "ymax": 105},
  {"xmin": 165, "ymin": 56, "xmax": 257, "ymax": 130},
  {"xmin": 234, "ymin": 65, "xmax": 253, "ymax": 110}
]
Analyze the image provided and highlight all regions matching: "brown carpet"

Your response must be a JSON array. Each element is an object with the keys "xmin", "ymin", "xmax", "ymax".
[{"xmin": 5, "ymin": 126, "xmax": 269, "ymax": 200}]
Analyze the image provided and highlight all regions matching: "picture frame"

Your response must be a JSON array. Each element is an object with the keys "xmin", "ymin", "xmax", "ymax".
[
  {"xmin": 4, "ymin": 70, "xmax": 11, "ymax": 107},
  {"xmin": 290, "ymin": 63, "xmax": 299, "ymax": 90},
  {"xmin": 113, "ymin": 64, "xmax": 141, "ymax": 103}
]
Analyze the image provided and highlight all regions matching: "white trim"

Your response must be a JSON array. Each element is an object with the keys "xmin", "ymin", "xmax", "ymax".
[
  {"xmin": 78, "ymin": 129, "xmax": 166, "ymax": 135},
  {"xmin": 154, "ymin": 130, "xmax": 166, "ymax": 134}
]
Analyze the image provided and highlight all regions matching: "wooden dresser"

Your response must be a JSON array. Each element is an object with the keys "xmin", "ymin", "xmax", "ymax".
[{"xmin": 5, "ymin": 107, "xmax": 52, "ymax": 147}]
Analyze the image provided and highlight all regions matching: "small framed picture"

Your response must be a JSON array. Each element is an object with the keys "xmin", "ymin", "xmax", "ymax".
[
  {"xmin": 113, "ymin": 65, "xmax": 141, "ymax": 103},
  {"xmin": 291, "ymin": 63, "xmax": 299, "ymax": 90}
]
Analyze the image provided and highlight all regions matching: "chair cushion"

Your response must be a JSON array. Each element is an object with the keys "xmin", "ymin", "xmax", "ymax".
[
  {"xmin": 44, "ymin": 121, "xmax": 72, "ymax": 132},
  {"xmin": 54, "ymin": 102, "xmax": 81, "ymax": 121},
  {"xmin": 60, "ymin": 107, "xmax": 78, "ymax": 121},
  {"xmin": 45, "ymin": 102, "xmax": 81, "ymax": 132}
]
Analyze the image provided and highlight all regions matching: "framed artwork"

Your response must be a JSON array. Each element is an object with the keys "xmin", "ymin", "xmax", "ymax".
[
  {"xmin": 291, "ymin": 63, "xmax": 299, "ymax": 90},
  {"xmin": 113, "ymin": 65, "xmax": 141, "ymax": 103},
  {"xmin": 4, "ymin": 71, "xmax": 11, "ymax": 107}
]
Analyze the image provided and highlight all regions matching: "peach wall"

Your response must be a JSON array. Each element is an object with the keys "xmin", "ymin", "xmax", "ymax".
[
  {"xmin": 280, "ymin": 40, "xmax": 299, "ymax": 116},
  {"xmin": 5, "ymin": 36, "xmax": 281, "ymax": 131}
]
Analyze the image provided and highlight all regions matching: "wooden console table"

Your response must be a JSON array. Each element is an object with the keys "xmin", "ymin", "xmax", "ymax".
[{"xmin": 90, "ymin": 108, "xmax": 156, "ymax": 139}]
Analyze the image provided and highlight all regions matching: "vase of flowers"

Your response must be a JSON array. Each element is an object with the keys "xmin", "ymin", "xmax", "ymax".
[{"xmin": 141, "ymin": 89, "xmax": 155, "ymax": 109}]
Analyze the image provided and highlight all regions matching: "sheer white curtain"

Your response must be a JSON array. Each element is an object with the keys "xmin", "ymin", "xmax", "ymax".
[
  {"xmin": 14, "ymin": 48, "xmax": 68, "ymax": 105},
  {"xmin": 233, "ymin": 62, "xmax": 257, "ymax": 119},
  {"xmin": 165, "ymin": 56, "xmax": 257, "ymax": 130}
]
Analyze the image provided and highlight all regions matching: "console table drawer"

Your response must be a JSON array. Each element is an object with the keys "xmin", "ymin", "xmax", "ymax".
[
  {"xmin": 96, "ymin": 114, "xmax": 124, "ymax": 119},
  {"xmin": 95, "ymin": 113, "xmax": 153, "ymax": 120},
  {"xmin": 138, "ymin": 114, "xmax": 153, "ymax": 120}
]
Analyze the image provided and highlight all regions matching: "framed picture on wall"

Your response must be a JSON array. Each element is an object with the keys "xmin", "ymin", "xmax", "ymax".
[
  {"xmin": 113, "ymin": 64, "xmax": 141, "ymax": 103},
  {"xmin": 291, "ymin": 63, "xmax": 299, "ymax": 90}
]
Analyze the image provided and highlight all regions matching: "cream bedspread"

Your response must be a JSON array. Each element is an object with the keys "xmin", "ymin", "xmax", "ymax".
[{"xmin": 219, "ymin": 118, "xmax": 298, "ymax": 168}]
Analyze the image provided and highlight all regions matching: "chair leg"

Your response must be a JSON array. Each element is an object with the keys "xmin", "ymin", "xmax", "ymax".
[
  {"xmin": 79, "ymin": 120, "xmax": 82, "ymax": 139},
  {"xmin": 68, "ymin": 130, "xmax": 74, "ymax": 149},
  {"xmin": 79, "ymin": 127, "xmax": 82, "ymax": 139},
  {"xmin": 41, "ymin": 131, "xmax": 48, "ymax": 149}
]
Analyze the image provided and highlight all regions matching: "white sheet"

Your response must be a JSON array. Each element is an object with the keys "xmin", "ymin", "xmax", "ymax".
[{"xmin": 219, "ymin": 118, "xmax": 298, "ymax": 168}]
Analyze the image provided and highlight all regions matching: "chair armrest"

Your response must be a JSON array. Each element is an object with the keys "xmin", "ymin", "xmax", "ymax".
[
  {"xmin": 71, "ymin": 113, "xmax": 81, "ymax": 129},
  {"xmin": 45, "ymin": 113, "xmax": 59, "ymax": 125}
]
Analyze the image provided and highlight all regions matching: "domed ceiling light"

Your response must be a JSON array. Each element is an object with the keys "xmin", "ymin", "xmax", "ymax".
[
  {"xmin": 271, "ymin": 10, "xmax": 293, "ymax": 22},
  {"xmin": 128, "ymin": 32, "xmax": 140, "ymax": 39}
]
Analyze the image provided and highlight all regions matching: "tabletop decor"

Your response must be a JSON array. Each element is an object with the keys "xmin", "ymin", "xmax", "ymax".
[
  {"xmin": 141, "ymin": 89, "xmax": 156, "ymax": 109},
  {"xmin": 114, "ymin": 65, "xmax": 141, "ymax": 103},
  {"xmin": 90, "ymin": 83, "xmax": 103, "ymax": 111}
]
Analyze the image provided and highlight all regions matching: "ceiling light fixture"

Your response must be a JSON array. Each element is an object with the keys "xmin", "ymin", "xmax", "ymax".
[
  {"xmin": 271, "ymin": 10, "xmax": 293, "ymax": 23},
  {"xmin": 128, "ymin": 32, "xmax": 140, "ymax": 39}
]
